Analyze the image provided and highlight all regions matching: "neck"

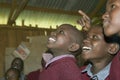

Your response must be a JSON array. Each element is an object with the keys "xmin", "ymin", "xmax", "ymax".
[
  {"xmin": 51, "ymin": 49, "xmax": 70, "ymax": 57},
  {"xmin": 90, "ymin": 58, "xmax": 112, "ymax": 74}
]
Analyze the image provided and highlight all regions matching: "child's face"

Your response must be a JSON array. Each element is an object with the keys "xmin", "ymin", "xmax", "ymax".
[
  {"xmin": 102, "ymin": 0, "xmax": 120, "ymax": 36},
  {"xmin": 47, "ymin": 25, "xmax": 75, "ymax": 54},
  {"xmin": 6, "ymin": 70, "xmax": 19, "ymax": 80},
  {"xmin": 82, "ymin": 26, "xmax": 109, "ymax": 61},
  {"xmin": 11, "ymin": 59, "xmax": 23, "ymax": 72}
]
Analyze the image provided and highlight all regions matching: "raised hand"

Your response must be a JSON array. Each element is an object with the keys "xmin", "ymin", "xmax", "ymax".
[{"xmin": 77, "ymin": 10, "xmax": 91, "ymax": 31}]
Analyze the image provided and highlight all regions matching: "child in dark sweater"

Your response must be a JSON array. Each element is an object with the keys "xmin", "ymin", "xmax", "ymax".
[
  {"xmin": 78, "ymin": 0, "xmax": 120, "ymax": 78},
  {"xmin": 80, "ymin": 25, "xmax": 119, "ymax": 80},
  {"xmin": 39, "ymin": 24, "xmax": 85, "ymax": 80}
]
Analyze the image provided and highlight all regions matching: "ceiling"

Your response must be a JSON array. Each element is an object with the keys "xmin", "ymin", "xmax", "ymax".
[{"xmin": 0, "ymin": 0, "xmax": 107, "ymax": 29}]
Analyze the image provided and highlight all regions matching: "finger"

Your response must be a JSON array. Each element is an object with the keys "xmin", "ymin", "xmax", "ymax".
[
  {"xmin": 82, "ymin": 26, "xmax": 89, "ymax": 31},
  {"xmin": 83, "ymin": 16, "xmax": 90, "ymax": 24},
  {"xmin": 78, "ymin": 10, "xmax": 90, "ymax": 21},
  {"xmin": 77, "ymin": 19, "xmax": 85, "ymax": 27},
  {"xmin": 81, "ymin": 18, "xmax": 85, "ymax": 26},
  {"xmin": 78, "ymin": 10, "xmax": 88, "ymax": 17}
]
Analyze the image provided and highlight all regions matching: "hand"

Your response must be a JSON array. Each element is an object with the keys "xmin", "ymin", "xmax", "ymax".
[{"xmin": 77, "ymin": 10, "xmax": 91, "ymax": 31}]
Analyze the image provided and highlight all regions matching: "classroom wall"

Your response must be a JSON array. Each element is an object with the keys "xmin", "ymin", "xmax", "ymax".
[
  {"xmin": 0, "ymin": 25, "xmax": 54, "ymax": 77},
  {"xmin": 5, "ymin": 36, "xmax": 47, "ymax": 75}
]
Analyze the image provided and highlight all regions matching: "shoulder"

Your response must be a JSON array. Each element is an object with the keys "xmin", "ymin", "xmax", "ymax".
[
  {"xmin": 27, "ymin": 69, "xmax": 40, "ymax": 76},
  {"xmin": 52, "ymin": 57, "xmax": 77, "ymax": 67},
  {"xmin": 26, "ymin": 69, "xmax": 40, "ymax": 80},
  {"xmin": 80, "ymin": 66, "xmax": 87, "ymax": 70}
]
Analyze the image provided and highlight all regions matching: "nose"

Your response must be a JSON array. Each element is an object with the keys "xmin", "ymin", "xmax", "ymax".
[
  {"xmin": 102, "ymin": 12, "xmax": 109, "ymax": 20},
  {"xmin": 83, "ymin": 37, "xmax": 90, "ymax": 44}
]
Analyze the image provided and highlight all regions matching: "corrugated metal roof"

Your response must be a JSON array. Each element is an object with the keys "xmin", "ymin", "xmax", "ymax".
[{"xmin": 0, "ymin": 0, "xmax": 107, "ymax": 29}]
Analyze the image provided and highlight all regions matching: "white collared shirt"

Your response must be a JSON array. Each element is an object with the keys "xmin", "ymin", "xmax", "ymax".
[
  {"xmin": 82, "ymin": 62, "xmax": 111, "ymax": 80},
  {"xmin": 42, "ymin": 53, "xmax": 53, "ymax": 63}
]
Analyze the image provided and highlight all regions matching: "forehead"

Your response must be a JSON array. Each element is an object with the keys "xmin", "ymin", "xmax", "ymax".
[
  {"xmin": 107, "ymin": 0, "xmax": 120, "ymax": 4},
  {"xmin": 58, "ymin": 25, "xmax": 76, "ymax": 33},
  {"xmin": 7, "ymin": 70, "xmax": 17, "ymax": 75},
  {"xmin": 12, "ymin": 59, "xmax": 22, "ymax": 65},
  {"xmin": 13, "ymin": 60, "xmax": 21, "ymax": 63},
  {"xmin": 58, "ymin": 25, "xmax": 73, "ymax": 29},
  {"xmin": 89, "ymin": 27, "xmax": 103, "ymax": 35},
  {"xmin": 8, "ymin": 70, "xmax": 15, "ymax": 73}
]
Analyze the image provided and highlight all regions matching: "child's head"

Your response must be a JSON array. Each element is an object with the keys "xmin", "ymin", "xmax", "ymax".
[
  {"xmin": 5, "ymin": 68, "xmax": 20, "ymax": 80},
  {"xmin": 82, "ymin": 25, "xmax": 119, "ymax": 62},
  {"xmin": 47, "ymin": 24, "xmax": 84, "ymax": 56},
  {"xmin": 102, "ymin": 0, "xmax": 120, "ymax": 36},
  {"xmin": 11, "ymin": 57, "xmax": 24, "ymax": 72}
]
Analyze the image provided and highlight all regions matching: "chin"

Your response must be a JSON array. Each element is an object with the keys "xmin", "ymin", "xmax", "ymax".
[
  {"xmin": 104, "ymin": 31, "xmax": 112, "ymax": 36},
  {"xmin": 81, "ymin": 53, "xmax": 89, "ymax": 60},
  {"xmin": 103, "ymin": 28, "xmax": 114, "ymax": 37},
  {"xmin": 105, "ymin": 31, "xmax": 120, "ymax": 37},
  {"xmin": 46, "ymin": 44, "xmax": 52, "ymax": 49}
]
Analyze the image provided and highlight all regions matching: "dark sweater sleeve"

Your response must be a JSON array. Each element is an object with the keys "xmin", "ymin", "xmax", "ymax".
[{"xmin": 27, "ymin": 69, "xmax": 40, "ymax": 80}]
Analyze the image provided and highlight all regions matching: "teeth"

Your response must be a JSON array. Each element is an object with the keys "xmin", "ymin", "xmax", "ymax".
[
  {"xmin": 82, "ymin": 46, "xmax": 91, "ymax": 50},
  {"xmin": 13, "ymin": 66, "xmax": 17, "ymax": 69},
  {"xmin": 49, "ymin": 37, "xmax": 56, "ymax": 42}
]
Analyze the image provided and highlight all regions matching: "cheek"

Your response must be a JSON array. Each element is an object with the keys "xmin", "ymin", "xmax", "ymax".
[
  {"xmin": 110, "ymin": 20, "xmax": 120, "ymax": 35},
  {"xmin": 93, "ymin": 43, "xmax": 106, "ymax": 52},
  {"xmin": 105, "ymin": 12, "xmax": 120, "ymax": 36},
  {"xmin": 58, "ymin": 37, "xmax": 70, "ymax": 45},
  {"xmin": 111, "ymin": 10, "xmax": 120, "ymax": 24}
]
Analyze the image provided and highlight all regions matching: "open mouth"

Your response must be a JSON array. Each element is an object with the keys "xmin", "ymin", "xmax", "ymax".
[
  {"xmin": 48, "ymin": 37, "xmax": 56, "ymax": 43},
  {"xmin": 82, "ymin": 46, "xmax": 91, "ymax": 52}
]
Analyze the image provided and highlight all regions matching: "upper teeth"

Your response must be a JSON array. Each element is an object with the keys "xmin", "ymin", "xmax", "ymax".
[
  {"xmin": 49, "ymin": 37, "xmax": 56, "ymax": 42},
  {"xmin": 82, "ymin": 46, "xmax": 91, "ymax": 50}
]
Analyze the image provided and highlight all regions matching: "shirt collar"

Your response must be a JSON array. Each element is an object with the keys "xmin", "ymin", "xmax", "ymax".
[
  {"xmin": 45, "ymin": 54, "xmax": 74, "ymax": 68},
  {"xmin": 82, "ymin": 62, "xmax": 111, "ymax": 80},
  {"xmin": 42, "ymin": 53, "xmax": 53, "ymax": 63}
]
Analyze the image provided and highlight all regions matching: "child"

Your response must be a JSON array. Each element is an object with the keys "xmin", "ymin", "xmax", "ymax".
[
  {"xmin": 5, "ymin": 68, "xmax": 20, "ymax": 80},
  {"xmin": 39, "ymin": 24, "xmax": 85, "ymax": 80},
  {"xmin": 0, "ymin": 58, "xmax": 25, "ymax": 80},
  {"xmin": 102, "ymin": 0, "xmax": 120, "ymax": 79},
  {"xmin": 80, "ymin": 25, "xmax": 119, "ymax": 80},
  {"xmin": 78, "ymin": 0, "xmax": 120, "ymax": 79},
  {"xmin": 11, "ymin": 58, "xmax": 25, "ymax": 80}
]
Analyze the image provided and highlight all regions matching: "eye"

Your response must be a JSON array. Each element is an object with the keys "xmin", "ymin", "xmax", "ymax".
[
  {"xmin": 59, "ymin": 30, "xmax": 64, "ymax": 34},
  {"xmin": 111, "ymin": 4, "xmax": 116, "ymax": 9},
  {"xmin": 92, "ymin": 35, "xmax": 98, "ymax": 40}
]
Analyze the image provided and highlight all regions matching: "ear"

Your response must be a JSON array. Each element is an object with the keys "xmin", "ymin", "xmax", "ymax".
[
  {"xmin": 108, "ymin": 43, "xmax": 119, "ymax": 55},
  {"xmin": 68, "ymin": 43, "xmax": 80, "ymax": 52}
]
